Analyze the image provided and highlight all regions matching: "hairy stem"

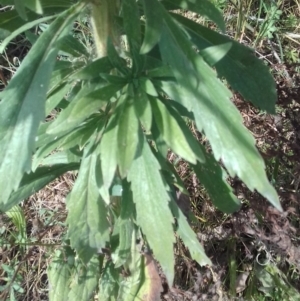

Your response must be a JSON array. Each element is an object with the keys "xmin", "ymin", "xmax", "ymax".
[{"xmin": 90, "ymin": 0, "xmax": 120, "ymax": 58}]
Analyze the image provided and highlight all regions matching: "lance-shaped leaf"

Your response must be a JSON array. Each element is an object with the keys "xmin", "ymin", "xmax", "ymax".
[
  {"xmin": 98, "ymin": 95, "xmax": 128, "ymax": 204},
  {"xmin": 117, "ymin": 229, "xmax": 142, "ymax": 301},
  {"xmin": 113, "ymin": 180, "xmax": 135, "ymax": 267},
  {"xmin": 164, "ymin": 0, "xmax": 225, "ymax": 32},
  {"xmin": 0, "ymin": 2, "xmax": 86, "ymax": 207},
  {"xmin": 192, "ymin": 156, "xmax": 241, "ymax": 213},
  {"xmin": 140, "ymin": 78, "xmax": 158, "ymax": 97},
  {"xmin": 70, "ymin": 56, "xmax": 113, "ymax": 81},
  {"xmin": 45, "ymin": 83, "xmax": 70, "ymax": 115},
  {"xmin": 122, "ymin": 0, "xmax": 141, "ymax": 49},
  {"xmin": 0, "ymin": 9, "xmax": 30, "ymax": 35},
  {"xmin": 107, "ymin": 38, "xmax": 129, "ymax": 76},
  {"xmin": 61, "ymin": 116, "xmax": 106, "ymax": 152},
  {"xmin": 47, "ymin": 84, "xmax": 122, "ymax": 136},
  {"xmin": 151, "ymin": 97, "xmax": 205, "ymax": 164},
  {"xmin": 34, "ymin": 115, "xmax": 99, "ymax": 162},
  {"xmin": 98, "ymin": 261, "xmax": 120, "ymax": 301},
  {"xmin": 159, "ymin": 20, "xmax": 281, "ymax": 211},
  {"xmin": 172, "ymin": 14, "xmax": 277, "ymax": 113},
  {"xmin": 169, "ymin": 197, "xmax": 211, "ymax": 266},
  {"xmin": 0, "ymin": 15, "xmax": 55, "ymax": 53},
  {"xmin": 67, "ymin": 139, "xmax": 110, "ymax": 263},
  {"xmin": 68, "ymin": 255, "xmax": 101, "ymax": 301},
  {"xmin": 25, "ymin": 0, "xmax": 43, "ymax": 15},
  {"xmin": 113, "ymin": 219, "xmax": 134, "ymax": 268},
  {"xmin": 33, "ymin": 130, "xmax": 76, "ymax": 170},
  {"xmin": 58, "ymin": 34, "xmax": 89, "ymax": 58},
  {"xmin": 48, "ymin": 249, "xmax": 74, "ymax": 301},
  {"xmin": 99, "ymin": 113, "xmax": 119, "ymax": 204},
  {"xmin": 141, "ymin": 0, "xmax": 164, "ymax": 54},
  {"xmin": 39, "ymin": 148, "xmax": 81, "ymax": 167},
  {"xmin": 151, "ymin": 121, "xmax": 169, "ymax": 159},
  {"xmin": 128, "ymin": 131, "xmax": 175, "ymax": 285},
  {"xmin": 14, "ymin": 0, "xmax": 27, "ymax": 20},
  {"xmin": 134, "ymin": 87, "xmax": 152, "ymax": 132},
  {"xmin": 48, "ymin": 60, "xmax": 85, "ymax": 94},
  {"xmin": 98, "ymin": 261, "xmax": 121, "ymax": 301},
  {"xmin": 122, "ymin": 0, "xmax": 143, "ymax": 74},
  {"xmin": 2, "ymin": 163, "xmax": 79, "ymax": 212},
  {"xmin": 117, "ymin": 99, "xmax": 140, "ymax": 178}
]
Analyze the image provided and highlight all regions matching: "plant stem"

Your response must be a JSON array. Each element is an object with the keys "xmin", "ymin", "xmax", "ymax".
[{"xmin": 90, "ymin": 0, "xmax": 120, "ymax": 58}]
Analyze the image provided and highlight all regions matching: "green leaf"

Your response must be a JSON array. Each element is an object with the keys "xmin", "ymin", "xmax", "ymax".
[
  {"xmin": 14, "ymin": 0, "xmax": 28, "ymax": 20},
  {"xmin": 100, "ymin": 73, "xmax": 129, "ymax": 85},
  {"xmin": 5, "ymin": 205, "xmax": 27, "ymax": 240},
  {"xmin": 0, "ymin": 3, "xmax": 86, "ymax": 207},
  {"xmin": 173, "ymin": 14, "xmax": 277, "ymax": 113},
  {"xmin": 151, "ymin": 97, "xmax": 205, "ymax": 164},
  {"xmin": 117, "ymin": 98, "xmax": 140, "ymax": 178},
  {"xmin": 169, "ymin": 197, "xmax": 211, "ymax": 266},
  {"xmin": 25, "ymin": 0, "xmax": 43, "ymax": 15},
  {"xmin": 122, "ymin": 0, "xmax": 145, "ymax": 75},
  {"xmin": 45, "ymin": 83, "xmax": 70, "ymax": 115},
  {"xmin": 199, "ymin": 42, "xmax": 233, "ymax": 65},
  {"xmin": 117, "ymin": 229, "xmax": 142, "ymax": 301},
  {"xmin": 189, "ymin": 64, "xmax": 280, "ymax": 210},
  {"xmin": 120, "ymin": 179, "xmax": 136, "ymax": 220},
  {"xmin": 112, "ymin": 181, "xmax": 135, "ymax": 268},
  {"xmin": 99, "ymin": 113, "xmax": 119, "ymax": 204},
  {"xmin": 48, "ymin": 249, "xmax": 73, "ymax": 301},
  {"xmin": 140, "ymin": 78, "xmax": 158, "ymax": 97},
  {"xmin": 128, "ymin": 132, "xmax": 175, "ymax": 285},
  {"xmin": 47, "ymin": 84, "xmax": 122, "ymax": 136},
  {"xmin": 159, "ymin": 159, "xmax": 188, "ymax": 195},
  {"xmin": 0, "ymin": 9, "xmax": 40, "ymax": 34},
  {"xmin": 68, "ymin": 255, "xmax": 101, "ymax": 301},
  {"xmin": 113, "ymin": 219, "xmax": 134, "ymax": 268},
  {"xmin": 67, "ymin": 139, "xmax": 110, "ymax": 263},
  {"xmin": 39, "ymin": 149, "xmax": 81, "ymax": 167},
  {"xmin": 133, "ymin": 88, "xmax": 152, "ymax": 132},
  {"xmin": 98, "ymin": 262, "xmax": 120, "ymax": 301},
  {"xmin": 192, "ymin": 157, "xmax": 241, "ymax": 213},
  {"xmin": 159, "ymin": 20, "xmax": 281, "ymax": 211},
  {"xmin": 158, "ymin": 26, "xmax": 198, "ymax": 111},
  {"xmin": 58, "ymin": 34, "xmax": 89, "ymax": 58},
  {"xmin": 165, "ymin": 0, "xmax": 225, "ymax": 32},
  {"xmin": 122, "ymin": 0, "xmax": 141, "ymax": 53},
  {"xmin": 34, "ymin": 123, "xmax": 72, "ymax": 162},
  {"xmin": 140, "ymin": 0, "xmax": 164, "ymax": 54},
  {"xmin": 40, "ymin": 0, "xmax": 75, "ymax": 15},
  {"xmin": 48, "ymin": 60, "xmax": 82, "ymax": 93},
  {"xmin": 143, "ymin": 55, "xmax": 165, "ymax": 71},
  {"xmin": 1, "ymin": 163, "xmax": 79, "ymax": 212},
  {"xmin": 107, "ymin": 38, "xmax": 129, "ymax": 76},
  {"xmin": 147, "ymin": 65, "xmax": 174, "ymax": 79},
  {"xmin": 59, "ymin": 117, "xmax": 105, "ymax": 151},
  {"xmin": 151, "ymin": 121, "xmax": 169, "ymax": 159},
  {"xmin": 71, "ymin": 57, "xmax": 113, "ymax": 81},
  {"xmin": 0, "ymin": 15, "xmax": 56, "ymax": 53},
  {"xmin": 34, "ymin": 105, "xmax": 105, "ymax": 171}
]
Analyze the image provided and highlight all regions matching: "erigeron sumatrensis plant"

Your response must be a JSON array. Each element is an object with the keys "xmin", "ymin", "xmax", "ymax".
[{"xmin": 0, "ymin": 0, "xmax": 281, "ymax": 299}]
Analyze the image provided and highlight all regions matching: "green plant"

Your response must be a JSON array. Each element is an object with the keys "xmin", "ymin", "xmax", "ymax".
[
  {"xmin": 0, "ymin": 0, "xmax": 282, "ymax": 299},
  {"xmin": 4, "ymin": 205, "xmax": 27, "ymax": 251},
  {"xmin": 0, "ymin": 264, "xmax": 25, "ymax": 301},
  {"xmin": 246, "ymin": 261, "xmax": 300, "ymax": 300},
  {"xmin": 254, "ymin": 0, "xmax": 283, "ymax": 45}
]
